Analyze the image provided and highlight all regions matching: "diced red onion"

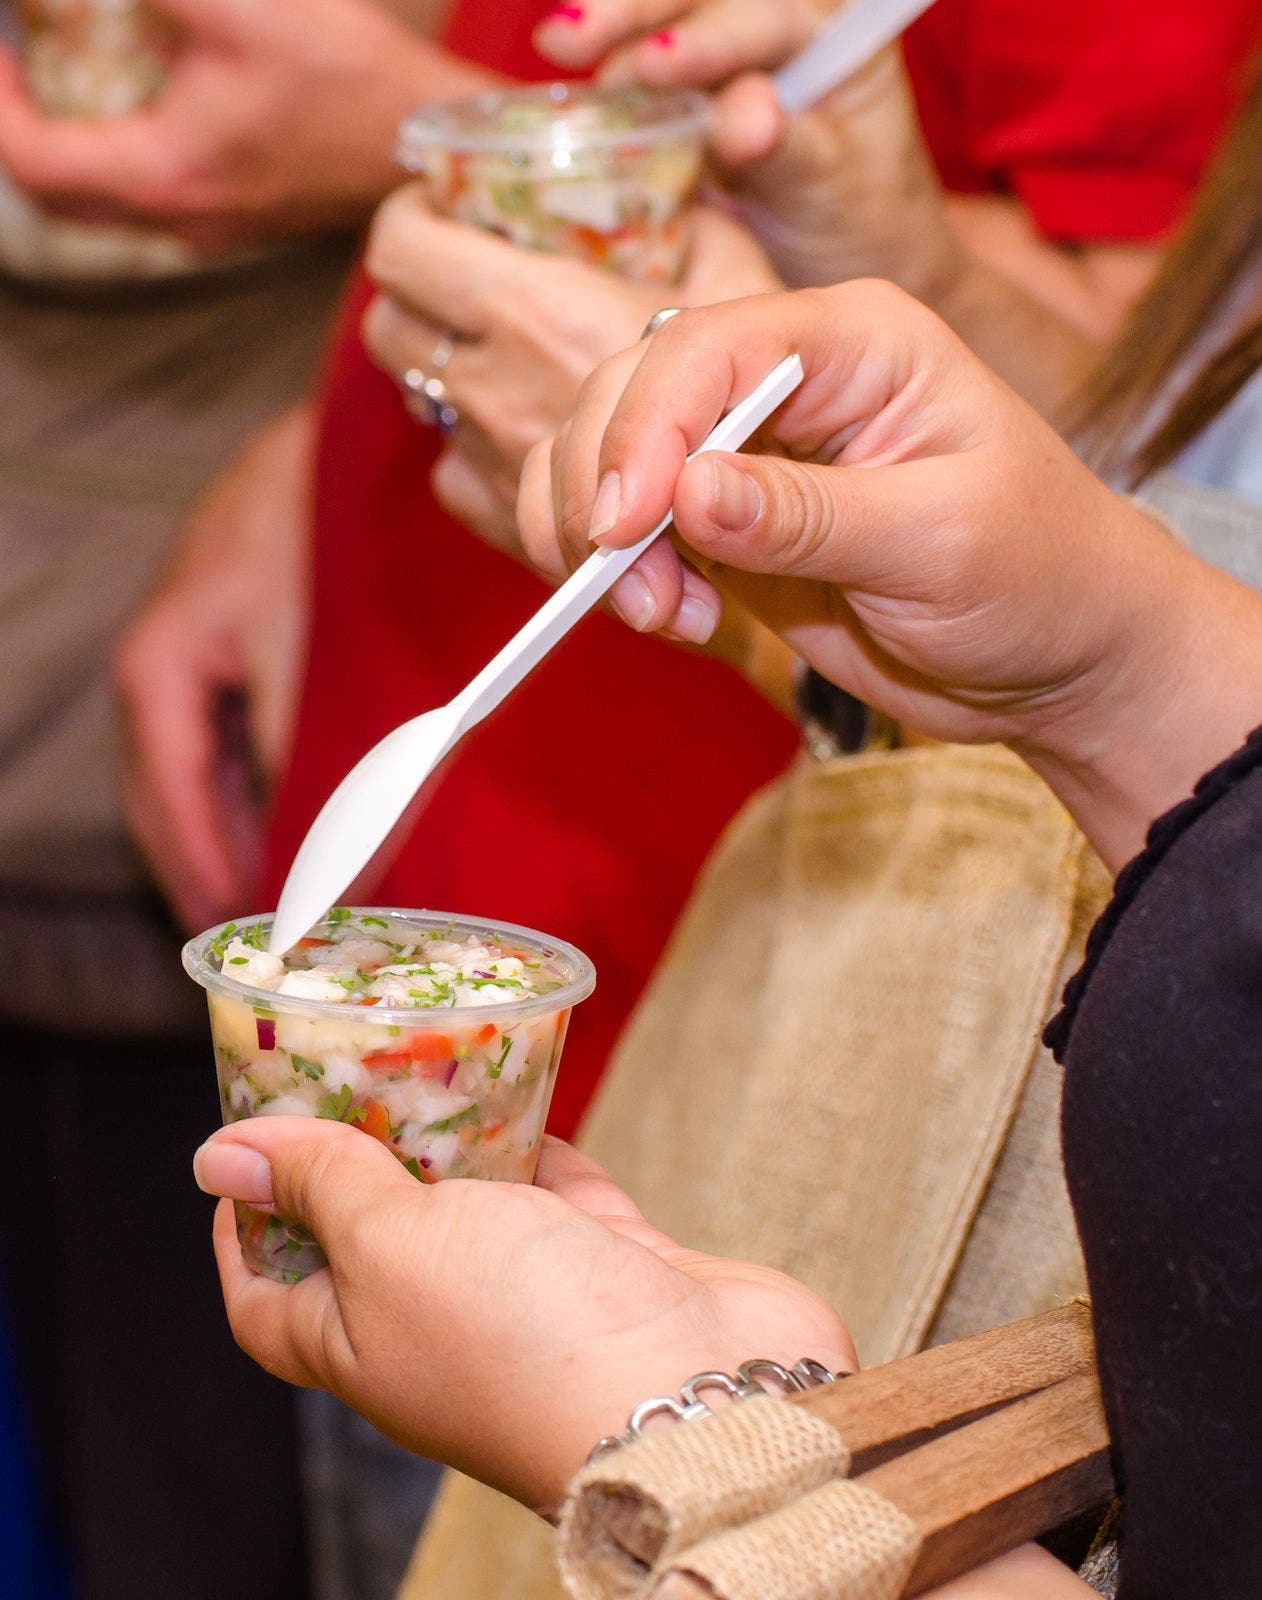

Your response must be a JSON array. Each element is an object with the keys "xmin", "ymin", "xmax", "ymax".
[
  {"xmin": 419, "ymin": 1156, "xmax": 432, "ymax": 1169},
  {"xmin": 256, "ymin": 1017, "xmax": 276, "ymax": 1051},
  {"xmin": 473, "ymin": 969, "xmax": 495, "ymax": 979},
  {"xmin": 442, "ymin": 1061, "xmax": 458, "ymax": 1087}
]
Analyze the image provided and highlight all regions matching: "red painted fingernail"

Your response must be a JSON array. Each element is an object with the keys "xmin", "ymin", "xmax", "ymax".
[
  {"xmin": 651, "ymin": 28, "xmax": 675, "ymax": 46},
  {"xmin": 545, "ymin": 5, "xmax": 585, "ymax": 20}
]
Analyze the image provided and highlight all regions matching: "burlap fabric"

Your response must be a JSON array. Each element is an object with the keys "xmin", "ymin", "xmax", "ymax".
[
  {"xmin": 654, "ymin": 1480, "xmax": 921, "ymax": 1600},
  {"xmin": 557, "ymin": 1398, "xmax": 849, "ymax": 1596},
  {"xmin": 402, "ymin": 743, "xmax": 1106, "ymax": 1600}
]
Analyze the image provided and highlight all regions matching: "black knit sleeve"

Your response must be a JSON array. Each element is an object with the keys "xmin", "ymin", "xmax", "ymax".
[{"xmin": 1042, "ymin": 726, "xmax": 1262, "ymax": 1599}]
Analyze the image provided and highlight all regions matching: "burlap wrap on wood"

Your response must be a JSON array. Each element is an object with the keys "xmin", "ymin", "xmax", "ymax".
[
  {"xmin": 556, "ymin": 1398, "xmax": 849, "ymax": 1599},
  {"xmin": 401, "ymin": 745, "xmax": 1107, "ymax": 1600},
  {"xmin": 656, "ymin": 1480, "xmax": 921, "ymax": 1600}
]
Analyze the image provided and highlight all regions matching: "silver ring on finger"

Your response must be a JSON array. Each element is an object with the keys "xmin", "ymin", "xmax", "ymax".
[
  {"xmin": 401, "ymin": 331, "xmax": 459, "ymax": 433},
  {"xmin": 641, "ymin": 306, "xmax": 682, "ymax": 339}
]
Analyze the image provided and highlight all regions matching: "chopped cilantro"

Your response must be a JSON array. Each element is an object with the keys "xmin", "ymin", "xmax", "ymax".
[
  {"xmin": 240, "ymin": 922, "xmax": 267, "ymax": 950},
  {"xmin": 292, "ymin": 1054, "xmax": 324, "ymax": 1081},
  {"xmin": 404, "ymin": 1157, "xmax": 423, "ymax": 1180},
  {"xmin": 326, "ymin": 907, "xmax": 352, "ymax": 924},
  {"xmin": 285, "ymin": 1238, "xmax": 303, "ymax": 1255},
  {"xmin": 280, "ymin": 1269, "xmax": 304, "ymax": 1285},
  {"xmin": 386, "ymin": 1025, "xmax": 401, "ymax": 1038},
  {"xmin": 208, "ymin": 922, "xmax": 238, "ymax": 961},
  {"xmin": 228, "ymin": 956, "xmax": 248, "ymax": 966},
  {"xmin": 243, "ymin": 1072, "xmax": 276, "ymax": 1105},
  {"xmin": 317, "ymin": 1083, "xmax": 353, "ymax": 1121},
  {"xmin": 487, "ymin": 1035, "xmax": 512, "ymax": 1080},
  {"xmin": 422, "ymin": 1103, "xmax": 481, "ymax": 1135},
  {"xmin": 360, "ymin": 916, "xmax": 388, "ymax": 929}
]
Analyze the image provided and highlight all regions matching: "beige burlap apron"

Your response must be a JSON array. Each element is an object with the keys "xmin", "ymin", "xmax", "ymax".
[{"xmin": 401, "ymin": 742, "xmax": 1109, "ymax": 1600}]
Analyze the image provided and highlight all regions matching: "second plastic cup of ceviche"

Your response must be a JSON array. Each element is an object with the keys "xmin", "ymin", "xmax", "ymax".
[
  {"xmin": 183, "ymin": 908, "xmax": 595, "ymax": 1284},
  {"xmin": 397, "ymin": 82, "xmax": 708, "ymax": 283}
]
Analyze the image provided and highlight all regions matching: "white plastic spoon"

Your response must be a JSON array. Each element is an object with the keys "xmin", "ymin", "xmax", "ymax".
[
  {"xmin": 269, "ymin": 353, "xmax": 804, "ymax": 955},
  {"xmin": 773, "ymin": 0, "xmax": 939, "ymax": 114}
]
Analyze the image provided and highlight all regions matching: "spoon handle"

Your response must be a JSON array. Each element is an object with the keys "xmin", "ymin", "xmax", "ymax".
[
  {"xmin": 773, "ymin": 0, "xmax": 939, "ymax": 114},
  {"xmin": 457, "ymin": 354, "xmax": 804, "ymax": 729}
]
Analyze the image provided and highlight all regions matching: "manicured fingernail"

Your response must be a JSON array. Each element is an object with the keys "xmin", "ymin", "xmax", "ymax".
[
  {"xmin": 610, "ymin": 571, "xmax": 655, "ymax": 630},
  {"xmin": 651, "ymin": 28, "xmax": 675, "ymax": 46},
  {"xmin": 708, "ymin": 457, "xmax": 761, "ymax": 532},
  {"xmin": 671, "ymin": 594, "xmax": 718, "ymax": 644},
  {"xmin": 194, "ymin": 1140, "xmax": 273, "ymax": 1205},
  {"xmin": 588, "ymin": 470, "xmax": 622, "ymax": 541},
  {"xmin": 544, "ymin": 5, "xmax": 584, "ymax": 20}
]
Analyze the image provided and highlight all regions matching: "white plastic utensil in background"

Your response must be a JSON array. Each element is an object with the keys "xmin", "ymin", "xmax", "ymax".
[
  {"xmin": 773, "ymin": 0, "xmax": 939, "ymax": 114},
  {"xmin": 269, "ymin": 354, "xmax": 805, "ymax": 955}
]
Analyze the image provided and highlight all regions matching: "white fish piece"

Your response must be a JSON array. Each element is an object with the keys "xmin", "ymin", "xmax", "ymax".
[
  {"xmin": 256, "ymin": 1093, "xmax": 318, "ymax": 1118},
  {"xmin": 277, "ymin": 970, "xmax": 351, "ymax": 1004},
  {"xmin": 221, "ymin": 939, "xmax": 284, "ymax": 991}
]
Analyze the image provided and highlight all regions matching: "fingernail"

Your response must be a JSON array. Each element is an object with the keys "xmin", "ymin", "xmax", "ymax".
[
  {"xmin": 671, "ymin": 594, "xmax": 719, "ymax": 644},
  {"xmin": 543, "ymin": 5, "xmax": 584, "ymax": 20},
  {"xmin": 610, "ymin": 571, "xmax": 655, "ymax": 630},
  {"xmin": 708, "ymin": 457, "xmax": 761, "ymax": 532},
  {"xmin": 193, "ymin": 1140, "xmax": 273, "ymax": 1205},
  {"xmin": 588, "ymin": 470, "xmax": 622, "ymax": 542},
  {"xmin": 650, "ymin": 28, "xmax": 675, "ymax": 47}
]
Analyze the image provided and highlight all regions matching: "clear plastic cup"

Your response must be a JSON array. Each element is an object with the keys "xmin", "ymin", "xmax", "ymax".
[
  {"xmin": 19, "ymin": 0, "xmax": 171, "ymax": 117},
  {"xmin": 398, "ymin": 82, "xmax": 709, "ymax": 284},
  {"xmin": 183, "ymin": 908, "xmax": 595, "ymax": 1283}
]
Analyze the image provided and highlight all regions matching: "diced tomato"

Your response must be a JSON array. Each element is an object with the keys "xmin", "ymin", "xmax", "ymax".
[
  {"xmin": 362, "ymin": 1030, "xmax": 455, "ymax": 1078},
  {"xmin": 296, "ymin": 936, "xmax": 333, "ymax": 949},
  {"xmin": 481, "ymin": 1120, "xmax": 506, "ymax": 1143},
  {"xmin": 473, "ymin": 1022, "xmax": 498, "ymax": 1045},
  {"xmin": 354, "ymin": 1099, "xmax": 392, "ymax": 1144},
  {"xmin": 570, "ymin": 224, "xmax": 610, "ymax": 263},
  {"xmin": 409, "ymin": 1031, "xmax": 454, "ymax": 1061},
  {"xmin": 359, "ymin": 996, "xmax": 382, "ymax": 1007}
]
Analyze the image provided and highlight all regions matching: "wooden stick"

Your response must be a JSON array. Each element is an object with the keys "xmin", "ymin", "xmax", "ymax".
[
  {"xmin": 789, "ymin": 1300, "xmax": 1095, "ymax": 1471},
  {"xmin": 863, "ymin": 1370, "xmax": 1113, "ymax": 1594}
]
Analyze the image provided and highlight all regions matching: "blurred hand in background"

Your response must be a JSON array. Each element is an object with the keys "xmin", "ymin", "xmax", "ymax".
[
  {"xmin": 0, "ymin": 0, "xmax": 490, "ymax": 247},
  {"xmin": 114, "ymin": 404, "xmax": 314, "ymax": 930}
]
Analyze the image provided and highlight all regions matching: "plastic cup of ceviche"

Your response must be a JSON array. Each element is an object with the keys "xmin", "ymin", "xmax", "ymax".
[
  {"xmin": 183, "ymin": 908, "xmax": 596, "ymax": 1284},
  {"xmin": 397, "ymin": 82, "xmax": 708, "ymax": 284},
  {"xmin": 19, "ymin": 0, "xmax": 171, "ymax": 117}
]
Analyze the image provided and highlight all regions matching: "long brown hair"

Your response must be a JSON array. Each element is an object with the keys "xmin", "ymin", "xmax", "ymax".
[{"xmin": 1072, "ymin": 71, "xmax": 1262, "ymax": 487}]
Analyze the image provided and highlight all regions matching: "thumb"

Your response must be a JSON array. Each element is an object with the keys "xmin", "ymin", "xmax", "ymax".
[
  {"xmin": 672, "ymin": 449, "xmax": 940, "ymax": 591},
  {"xmin": 707, "ymin": 72, "xmax": 784, "ymax": 167},
  {"xmin": 195, "ymin": 1116, "xmax": 421, "ymax": 1247}
]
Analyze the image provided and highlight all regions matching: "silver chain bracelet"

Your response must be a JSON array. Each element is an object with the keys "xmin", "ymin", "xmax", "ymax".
[{"xmin": 587, "ymin": 1358, "xmax": 843, "ymax": 1464}]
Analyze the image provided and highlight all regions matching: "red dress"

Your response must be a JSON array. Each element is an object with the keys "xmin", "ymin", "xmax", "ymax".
[
  {"xmin": 904, "ymin": 0, "xmax": 1262, "ymax": 240},
  {"xmin": 266, "ymin": 0, "xmax": 1260, "ymax": 1140}
]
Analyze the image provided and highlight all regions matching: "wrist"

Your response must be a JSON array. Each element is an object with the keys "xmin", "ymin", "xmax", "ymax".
[{"xmin": 1017, "ymin": 512, "xmax": 1262, "ymax": 872}]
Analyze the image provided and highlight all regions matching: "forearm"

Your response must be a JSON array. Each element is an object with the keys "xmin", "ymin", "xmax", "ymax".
[
  {"xmin": 922, "ymin": 1543, "xmax": 1094, "ymax": 1598},
  {"xmin": 928, "ymin": 245, "xmax": 1099, "ymax": 423},
  {"xmin": 1024, "ymin": 533, "xmax": 1262, "ymax": 874},
  {"xmin": 947, "ymin": 196, "xmax": 1162, "ymax": 341}
]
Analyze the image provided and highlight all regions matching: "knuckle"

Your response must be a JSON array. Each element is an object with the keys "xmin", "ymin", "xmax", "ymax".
[{"xmin": 775, "ymin": 466, "xmax": 838, "ymax": 570}]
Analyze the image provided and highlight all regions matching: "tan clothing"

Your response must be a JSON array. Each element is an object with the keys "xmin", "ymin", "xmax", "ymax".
[{"xmin": 0, "ymin": 245, "xmax": 350, "ymax": 1032}]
